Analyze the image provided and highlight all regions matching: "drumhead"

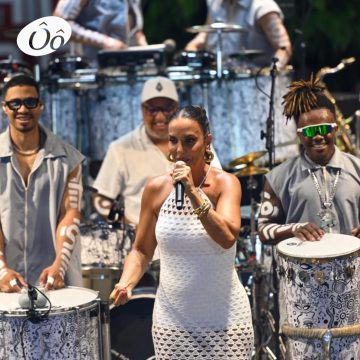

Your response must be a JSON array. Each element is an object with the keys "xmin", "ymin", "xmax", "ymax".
[
  {"xmin": 277, "ymin": 233, "xmax": 360, "ymax": 259},
  {"xmin": 0, "ymin": 286, "xmax": 98, "ymax": 315}
]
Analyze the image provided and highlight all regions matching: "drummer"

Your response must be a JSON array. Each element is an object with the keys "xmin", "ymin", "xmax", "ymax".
[
  {"xmin": 185, "ymin": 0, "xmax": 292, "ymax": 69},
  {"xmin": 53, "ymin": 0, "xmax": 148, "ymax": 66},
  {"xmin": 0, "ymin": 75, "xmax": 85, "ymax": 292},
  {"xmin": 92, "ymin": 76, "xmax": 221, "ymax": 226},
  {"xmin": 258, "ymin": 75, "xmax": 360, "ymax": 244}
]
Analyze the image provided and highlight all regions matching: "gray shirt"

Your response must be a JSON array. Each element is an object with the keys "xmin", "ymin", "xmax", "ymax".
[
  {"xmin": 266, "ymin": 147, "xmax": 360, "ymax": 234},
  {"xmin": 0, "ymin": 125, "xmax": 85, "ymax": 285}
]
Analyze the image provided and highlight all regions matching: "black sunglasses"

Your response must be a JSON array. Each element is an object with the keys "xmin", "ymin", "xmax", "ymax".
[{"xmin": 4, "ymin": 97, "xmax": 40, "ymax": 111}]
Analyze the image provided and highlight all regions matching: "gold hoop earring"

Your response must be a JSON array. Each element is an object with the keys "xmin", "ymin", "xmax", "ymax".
[
  {"xmin": 204, "ymin": 147, "xmax": 214, "ymax": 164},
  {"xmin": 167, "ymin": 153, "xmax": 175, "ymax": 162}
]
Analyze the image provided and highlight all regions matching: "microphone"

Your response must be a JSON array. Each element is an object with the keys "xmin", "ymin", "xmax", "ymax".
[
  {"xmin": 175, "ymin": 182, "xmax": 184, "ymax": 210},
  {"xmin": 19, "ymin": 285, "xmax": 47, "ymax": 309}
]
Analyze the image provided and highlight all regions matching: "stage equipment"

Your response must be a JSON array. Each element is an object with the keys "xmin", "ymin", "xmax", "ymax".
[
  {"xmin": 277, "ymin": 234, "xmax": 360, "ymax": 359},
  {"xmin": 187, "ymin": 21, "xmax": 247, "ymax": 80},
  {"xmin": 0, "ymin": 287, "xmax": 104, "ymax": 359}
]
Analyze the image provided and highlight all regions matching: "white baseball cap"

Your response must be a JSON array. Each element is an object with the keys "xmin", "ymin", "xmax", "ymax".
[{"xmin": 141, "ymin": 76, "xmax": 179, "ymax": 103}]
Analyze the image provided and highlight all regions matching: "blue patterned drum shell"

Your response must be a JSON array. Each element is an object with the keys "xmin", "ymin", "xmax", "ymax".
[
  {"xmin": 277, "ymin": 234, "xmax": 360, "ymax": 359},
  {"xmin": 187, "ymin": 70, "xmax": 298, "ymax": 165},
  {"xmin": 0, "ymin": 287, "xmax": 101, "ymax": 360}
]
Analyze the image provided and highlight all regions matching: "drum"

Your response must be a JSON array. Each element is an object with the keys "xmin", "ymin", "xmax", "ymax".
[
  {"xmin": 86, "ymin": 81, "xmax": 144, "ymax": 160},
  {"xmin": 80, "ymin": 221, "xmax": 135, "ymax": 300},
  {"xmin": 41, "ymin": 56, "xmax": 96, "ymax": 156},
  {"xmin": 0, "ymin": 287, "xmax": 101, "ymax": 360},
  {"xmin": 187, "ymin": 71, "xmax": 298, "ymax": 165},
  {"xmin": 110, "ymin": 287, "xmax": 156, "ymax": 360},
  {"xmin": 277, "ymin": 233, "xmax": 360, "ymax": 359}
]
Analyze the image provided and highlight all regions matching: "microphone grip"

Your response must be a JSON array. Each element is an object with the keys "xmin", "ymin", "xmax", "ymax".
[{"xmin": 175, "ymin": 182, "xmax": 184, "ymax": 210}]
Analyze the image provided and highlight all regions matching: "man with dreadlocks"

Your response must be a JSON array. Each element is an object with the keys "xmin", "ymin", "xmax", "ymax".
[
  {"xmin": 257, "ymin": 76, "xmax": 360, "ymax": 358},
  {"xmin": 258, "ymin": 75, "xmax": 360, "ymax": 243}
]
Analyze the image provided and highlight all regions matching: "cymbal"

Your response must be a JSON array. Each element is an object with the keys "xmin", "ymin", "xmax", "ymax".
[
  {"xmin": 234, "ymin": 165, "xmax": 268, "ymax": 177},
  {"xmin": 229, "ymin": 49, "xmax": 264, "ymax": 57},
  {"xmin": 187, "ymin": 22, "xmax": 247, "ymax": 34},
  {"xmin": 228, "ymin": 151, "xmax": 267, "ymax": 168}
]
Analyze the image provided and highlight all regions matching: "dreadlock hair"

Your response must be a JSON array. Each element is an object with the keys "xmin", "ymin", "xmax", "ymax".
[{"xmin": 282, "ymin": 74, "xmax": 336, "ymax": 124}]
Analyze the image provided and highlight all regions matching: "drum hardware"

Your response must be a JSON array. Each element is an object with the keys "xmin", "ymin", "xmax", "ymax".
[
  {"xmin": 97, "ymin": 46, "xmax": 166, "ymax": 77},
  {"xmin": 187, "ymin": 21, "xmax": 247, "ymax": 80},
  {"xmin": 0, "ymin": 57, "xmax": 33, "ymax": 85},
  {"xmin": 317, "ymin": 57, "xmax": 357, "ymax": 155}
]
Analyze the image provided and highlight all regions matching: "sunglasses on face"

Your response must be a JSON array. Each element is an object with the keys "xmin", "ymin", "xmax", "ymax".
[
  {"xmin": 4, "ymin": 97, "xmax": 40, "ymax": 111},
  {"xmin": 143, "ymin": 104, "xmax": 176, "ymax": 116},
  {"xmin": 297, "ymin": 123, "xmax": 337, "ymax": 137}
]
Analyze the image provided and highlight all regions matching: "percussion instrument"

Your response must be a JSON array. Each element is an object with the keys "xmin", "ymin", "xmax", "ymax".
[
  {"xmin": 0, "ymin": 287, "xmax": 102, "ymax": 359},
  {"xmin": 187, "ymin": 70, "xmax": 299, "ymax": 164},
  {"xmin": 235, "ymin": 165, "xmax": 268, "ymax": 177},
  {"xmin": 80, "ymin": 221, "xmax": 135, "ymax": 300},
  {"xmin": 277, "ymin": 234, "xmax": 360, "ymax": 359},
  {"xmin": 228, "ymin": 150, "xmax": 267, "ymax": 168},
  {"xmin": 110, "ymin": 287, "xmax": 156, "ymax": 360},
  {"xmin": 186, "ymin": 22, "xmax": 246, "ymax": 34}
]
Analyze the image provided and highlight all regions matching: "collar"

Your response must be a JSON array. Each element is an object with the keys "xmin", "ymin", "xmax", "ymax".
[
  {"xmin": 300, "ymin": 147, "xmax": 343, "ymax": 172},
  {"xmin": 0, "ymin": 124, "xmax": 67, "ymax": 159}
]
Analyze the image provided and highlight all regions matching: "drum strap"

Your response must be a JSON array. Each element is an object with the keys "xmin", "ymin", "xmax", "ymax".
[{"xmin": 282, "ymin": 322, "xmax": 360, "ymax": 360}]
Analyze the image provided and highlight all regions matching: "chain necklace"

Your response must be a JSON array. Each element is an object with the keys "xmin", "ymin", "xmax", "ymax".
[
  {"xmin": 309, "ymin": 167, "xmax": 340, "ymax": 231},
  {"xmin": 13, "ymin": 144, "xmax": 40, "ymax": 156}
]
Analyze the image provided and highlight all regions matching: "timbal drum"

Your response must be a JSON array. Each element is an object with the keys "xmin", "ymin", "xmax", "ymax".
[{"xmin": 277, "ymin": 233, "xmax": 360, "ymax": 359}]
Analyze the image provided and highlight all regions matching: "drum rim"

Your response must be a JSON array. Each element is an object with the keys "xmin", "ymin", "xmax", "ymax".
[
  {"xmin": 109, "ymin": 286, "xmax": 156, "ymax": 310},
  {"xmin": 277, "ymin": 234, "xmax": 360, "ymax": 263},
  {"xmin": 0, "ymin": 286, "xmax": 99, "ymax": 317}
]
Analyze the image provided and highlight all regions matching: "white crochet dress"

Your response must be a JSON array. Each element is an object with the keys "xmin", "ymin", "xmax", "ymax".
[{"xmin": 153, "ymin": 189, "xmax": 254, "ymax": 359}]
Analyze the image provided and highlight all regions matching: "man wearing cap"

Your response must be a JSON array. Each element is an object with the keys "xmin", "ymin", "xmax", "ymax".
[{"xmin": 92, "ymin": 76, "xmax": 179, "ymax": 224}]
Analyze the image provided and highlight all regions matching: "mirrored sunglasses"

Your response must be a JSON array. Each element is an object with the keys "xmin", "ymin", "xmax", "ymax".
[
  {"xmin": 297, "ymin": 123, "xmax": 337, "ymax": 138},
  {"xmin": 4, "ymin": 97, "xmax": 40, "ymax": 111}
]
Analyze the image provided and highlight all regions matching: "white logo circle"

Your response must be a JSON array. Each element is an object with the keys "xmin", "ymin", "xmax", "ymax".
[{"xmin": 17, "ymin": 16, "xmax": 72, "ymax": 57}]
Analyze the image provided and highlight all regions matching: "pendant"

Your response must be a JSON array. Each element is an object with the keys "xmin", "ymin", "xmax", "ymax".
[{"xmin": 317, "ymin": 207, "xmax": 337, "ymax": 229}]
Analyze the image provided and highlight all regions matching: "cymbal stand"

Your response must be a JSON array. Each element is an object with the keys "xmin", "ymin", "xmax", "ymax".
[
  {"xmin": 247, "ymin": 175, "xmax": 258, "ymax": 255},
  {"xmin": 48, "ymin": 75, "xmax": 60, "ymax": 135},
  {"xmin": 215, "ymin": 28, "xmax": 223, "ymax": 81}
]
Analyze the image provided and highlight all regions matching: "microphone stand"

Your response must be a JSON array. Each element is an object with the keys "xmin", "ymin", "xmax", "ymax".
[
  {"xmin": 260, "ymin": 57, "xmax": 280, "ymax": 359},
  {"xmin": 27, "ymin": 285, "xmax": 41, "ymax": 323},
  {"xmin": 261, "ymin": 57, "xmax": 277, "ymax": 168}
]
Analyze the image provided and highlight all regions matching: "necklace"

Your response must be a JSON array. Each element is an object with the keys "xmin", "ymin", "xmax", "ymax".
[
  {"xmin": 197, "ymin": 165, "xmax": 212, "ymax": 189},
  {"xmin": 13, "ymin": 144, "xmax": 40, "ymax": 156},
  {"xmin": 309, "ymin": 167, "xmax": 340, "ymax": 231}
]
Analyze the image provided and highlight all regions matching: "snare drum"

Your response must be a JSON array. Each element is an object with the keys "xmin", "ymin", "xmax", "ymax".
[
  {"xmin": 110, "ymin": 287, "xmax": 156, "ymax": 360},
  {"xmin": 81, "ymin": 221, "xmax": 135, "ymax": 300},
  {"xmin": 277, "ymin": 233, "xmax": 360, "ymax": 359},
  {"xmin": 0, "ymin": 287, "xmax": 101, "ymax": 360},
  {"xmin": 173, "ymin": 51, "xmax": 215, "ymax": 70}
]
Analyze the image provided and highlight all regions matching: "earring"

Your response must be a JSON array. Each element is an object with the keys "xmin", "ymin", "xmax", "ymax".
[
  {"xmin": 204, "ymin": 147, "xmax": 214, "ymax": 164},
  {"xmin": 167, "ymin": 153, "xmax": 175, "ymax": 162}
]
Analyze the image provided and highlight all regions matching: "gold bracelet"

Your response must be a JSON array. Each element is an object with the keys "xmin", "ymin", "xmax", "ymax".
[{"xmin": 193, "ymin": 199, "xmax": 211, "ymax": 219}]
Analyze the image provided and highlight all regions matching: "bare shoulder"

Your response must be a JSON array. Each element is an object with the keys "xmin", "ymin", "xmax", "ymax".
[
  {"xmin": 211, "ymin": 168, "xmax": 240, "ymax": 189},
  {"xmin": 142, "ymin": 173, "xmax": 173, "ymax": 212}
]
